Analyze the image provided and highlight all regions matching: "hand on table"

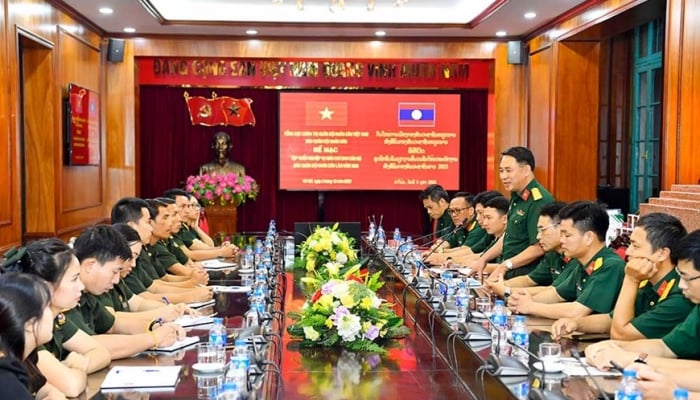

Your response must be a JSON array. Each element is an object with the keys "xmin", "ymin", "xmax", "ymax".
[
  {"xmin": 550, "ymin": 318, "xmax": 578, "ymax": 340},
  {"xmin": 584, "ymin": 340, "xmax": 634, "ymax": 370},
  {"xmin": 629, "ymin": 364, "xmax": 679, "ymax": 400},
  {"xmin": 507, "ymin": 289, "xmax": 533, "ymax": 315}
]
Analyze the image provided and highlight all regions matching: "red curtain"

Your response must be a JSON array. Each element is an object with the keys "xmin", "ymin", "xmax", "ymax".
[{"xmin": 138, "ymin": 87, "xmax": 487, "ymax": 236}]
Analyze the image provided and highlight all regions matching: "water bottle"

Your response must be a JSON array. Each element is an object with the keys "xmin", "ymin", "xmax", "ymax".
[
  {"xmin": 455, "ymin": 282, "xmax": 470, "ymax": 323},
  {"xmin": 368, "ymin": 221, "xmax": 376, "ymax": 241},
  {"xmin": 439, "ymin": 271, "xmax": 452, "ymax": 302},
  {"xmin": 376, "ymin": 227, "xmax": 386, "ymax": 251},
  {"xmin": 674, "ymin": 388, "xmax": 689, "ymax": 400},
  {"xmin": 268, "ymin": 219, "xmax": 277, "ymax": 236},
  {"xmin": 208, "ymin": 317, "xmax": 227, "ymax": 364},
  {"xmin": 393, "ymin": 227, "xmax": 401, "ymax": 249},
  {"xmin": 245, "ymin": 299, "xmax": 260, "ymax": 327},
  {"xmin": 615, "ymin": 369, "xmax": 643, "ymax": 400},
  {"xmin": 403, "ymin": 238, "xmax": 414, "ymax": 269},
  {"xmin": 284, "ymin": 236, "xmax": 295, "ymax": 268},
  {"xmin": 223, "ymin": 352, "xmax": 248, "ymax": 398},
  {"xmin": 412, "ymin": 249, "xmax": 424, "ymax": 277},
  {"xmin": 230, "ymin": 339, "xmax": 251, "ymax": 371},
  {"xmin": 511, "ymin": 315, "xmax": 529, "ymax": 365},
  {"xmin": 253, "ymin": 240, "xmax": 264, "ymax": 266},
  {"xmin": 243, "ymin": 245, "xmax": 254, "ymax": 269},
  {"xmin": 491, "ymin": 300, "xmax": 508, "ymax": 354}
]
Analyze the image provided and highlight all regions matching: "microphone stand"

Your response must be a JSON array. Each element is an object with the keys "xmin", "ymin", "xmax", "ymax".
[
  {"xmin": 482, "ymin": 315, "xmax": 529, "ymax": 376},
  {"xmin": 570, "ymin": 348, "xmax": 611, "ymax": 400},
  {"xmin": 420, "ymin": 221, "xmax": 467, "ymax": 264}
]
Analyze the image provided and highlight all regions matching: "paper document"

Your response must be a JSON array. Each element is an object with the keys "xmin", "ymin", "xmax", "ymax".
[
  {"xmin": 101, "ymin": 365, "xmax": 183, "ymax": 390},
  {"xmin": 201, "ymin": 259, "xmax": 237, "ymax": 270},
  {"xmin": 187, "ymin": 299, "xmax": 215, "ymax": 309},
  {"xmin": 174, "ymin": 315, "xmax": 214, "ymax": 328},
  {"xmin": 560, "ymin": 357, "xmax": 622, "ymax": 377},
  {"xmin": 150, "ymin": 336, "xmax": 200, "ymax": 353}
]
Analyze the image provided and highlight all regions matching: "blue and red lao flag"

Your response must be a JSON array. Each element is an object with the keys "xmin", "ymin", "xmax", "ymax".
[{"xmin": 398, "ymin": 102, "xmax": 436, "ymax": 127}]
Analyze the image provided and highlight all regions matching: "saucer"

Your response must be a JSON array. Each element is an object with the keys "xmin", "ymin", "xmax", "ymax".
[
  {"xmin": 238, "ymin": 269, "xmax": 254, "ymax": 274},
  {"xmin": 192, "ymin": 362, "xmax": 226, "ymax": 374},
  {"xmin": 532, "ymin": 361, "xmax": 564, "ymax": 373}
]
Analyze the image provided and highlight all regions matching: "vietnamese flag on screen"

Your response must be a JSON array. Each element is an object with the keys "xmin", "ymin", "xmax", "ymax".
[
  {"xmin": 398, "ymin": 102, "xmax": 436, "ymax": 127},
  {"xmin": 305, "ymin": 102, "xmax": 348, "ymax": 126}
]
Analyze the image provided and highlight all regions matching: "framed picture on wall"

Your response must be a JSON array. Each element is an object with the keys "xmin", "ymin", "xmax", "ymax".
[{"xmin": 63, "ymin": 83, "xmax": 100, "ymax": 166}]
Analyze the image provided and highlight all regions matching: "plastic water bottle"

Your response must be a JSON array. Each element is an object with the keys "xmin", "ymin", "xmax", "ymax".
[
  {"xmin": 376, "ymin": 227, "xmax": 386, "ymax": 251},
  {"xmin": 284, "ymin": 236, "xmax": 295, "ymax": 268},
  {"xmin": 455, "ymin": 282, "xmax": 470, "ymax": 323},
  {"xmin": 223, "ymin": 352, "xmax": 248, "ymax": 398},
  {"xmin": 230, "ymin": 339, "xmax": 251, "ymax": 371},
  {"xmin": 615, "ymin": 369, "xmax": 643, "ymax": 400},
  {"xmin": 511, "ymin": 315, "xmax": 529, "ymax": 365},
  {"xmin": 253, "ymin": 240, "xmax": 264, "ymax": 266},
  {"xmin": 491, "ymin": 300, "xmax": 508, "ymax": 354},
  {"xmin": 393, "ymin": 227, "xmax": 401, "ymax": 249},
  {"xmin": 208, "ymin": 317, "xmax": 227, "ymax": 364},
  {"xmin": 245, "ymin": 299, "xmax": 260, "ymax": 327},
  {"xmin": 368, "ymin": 221, "xmax": 376, "ymax": 241},
  {"xmin": 674, "ymin": 388, "xmax": 689, "ymax": 400},
  {"xmin": 243, "ymin": 245, "xmax": 254, "ymax": 269},
  {"xmin": 268, "ymin": 219, "xmax": 277, "ymax": 236}
]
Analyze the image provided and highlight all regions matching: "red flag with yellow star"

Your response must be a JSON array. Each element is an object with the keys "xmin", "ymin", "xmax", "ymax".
[{"xmin": 219, "ymin": 97, "xmax": 256, "ymax": 127}]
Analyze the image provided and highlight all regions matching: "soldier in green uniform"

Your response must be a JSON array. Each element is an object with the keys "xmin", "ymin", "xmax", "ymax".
[
  {"xmin": 585, "ymin": 230, "xmax": 700, "ymax": 374},
  {"xmin": 507, "ymin": 201, "xmax": 625, "ymax": 319},
  {"xmin": 486, "ymin": 201, "xmax": 570, "ymax": 297},
  {"xmin": 72, "ymin": 225, "xmax": 185, "ymax": 360},
  {"xmin": 472, "ymin": 147, "xmax": 554, "ymax": 280},
  {"xmin": 420, "ymin": 184, "xmax": 454, "ymax": 245},
  {"xmin": 552, "ymin": 213, "xmax": 692, "ymax": 340}
]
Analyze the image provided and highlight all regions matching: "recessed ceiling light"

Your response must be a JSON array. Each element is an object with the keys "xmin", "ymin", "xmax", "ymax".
[
  {"xmin": 375, "ymin": 30, "xmax": 386, "ymax": 37},
  {"xmin": 123, "ymin": 27, "xmax": 136, "ymax": 33},
  {"xmin": 246, "ymin": 29, "xmax": 258, "ymax": 35},
  {"xmin": 495, "ymin": 30, "xmax": 507, "ymax": 37},
  {"xmin": 524, "ymin": 12, "xmax": 536, "ymax": 19},
  {"xmin": 99, "ymin": 7, "xmax": 113, "ymax": 15}
]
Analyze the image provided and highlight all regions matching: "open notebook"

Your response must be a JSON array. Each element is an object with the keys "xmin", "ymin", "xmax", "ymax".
[
  {"xmin": 201, "ymin": 259, "xmax": 237, "ymax": 270},
  {"xmin": 101, "ymin": 365, "xmax": 183, "ymax": 390},
  {"xmin": 150, "ymin": 335, "xmax": 200, "ymax": 353}
]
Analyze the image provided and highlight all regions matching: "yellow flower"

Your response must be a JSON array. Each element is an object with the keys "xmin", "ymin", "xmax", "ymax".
[
  {"xmin": 360, "ymin": 297, "xmax": 374, "ymax": 310},
  {"xmin": 316, "ymin": 294, "xmax": 334, "ymax": 308},
  {"xmin": 306, "ymin": 258, "xmax": 316, "ymax": 272},
  {"xmin": 303, "ymin": 326, "xmax": 320, "ymax": 341},
  {"xmin": 325, "ymin": 317, "xmax": 334, "ymax": 329},
  {"xmin": 340, "ymin": 293, "xmax": 356, "ymax": 308},
  {"xmin": 326, "ymin": 261, "xmax": 340, "ymax": 276}
]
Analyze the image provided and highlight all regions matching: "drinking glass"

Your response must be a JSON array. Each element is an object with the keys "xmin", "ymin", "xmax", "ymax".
[{"xmin": 538, "ymin": 342, "xmax": 562, "ymax": 368}]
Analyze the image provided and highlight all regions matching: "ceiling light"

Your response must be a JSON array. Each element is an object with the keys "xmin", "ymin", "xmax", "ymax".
[
  {"xmin": 246, "ymin": 29, "xmax": 258, "ymax": 35},
  {"xmin": 99, "ymin": 7, "xmax": 113, "ymax": 15},
  {"xmin": 123, "ymin": 27, "xmax": 136, "ymax": 33},
  {"xmin": 524, "ymin": 11, "xmax": 536, "ymax": 19},
  {"xmin": 495, "ymin": 30, "xmax": 507, "ymax": 37},
  {"xmin": 375, "ymin": 30, "xmax": 386, "ymax": 37}
]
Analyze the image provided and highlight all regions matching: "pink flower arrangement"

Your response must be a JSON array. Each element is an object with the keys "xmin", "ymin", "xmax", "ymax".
[{"xmin": 185, "ymin": 172, "xmax": 259, "ymax": 206}]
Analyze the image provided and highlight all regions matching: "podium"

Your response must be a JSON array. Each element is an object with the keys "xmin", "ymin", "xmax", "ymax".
[{"xmin": 204, "ymin": 202, "xmax": 237, "ymax": 236}]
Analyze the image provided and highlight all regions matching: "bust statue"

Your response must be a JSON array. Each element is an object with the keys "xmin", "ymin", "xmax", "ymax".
[{"xmin": 199, "ymin": 131, "xmax": 246, "ymax": 176}]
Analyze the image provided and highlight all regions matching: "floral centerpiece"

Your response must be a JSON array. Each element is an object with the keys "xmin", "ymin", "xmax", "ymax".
[
  {"xmin": 295, "ymin": 223, "xmax": 358, "ymax": 273},
  {"xmin": 185, "ymin": 172, "xmax": 259, "ymax": 206},
  {"xmin": 287, "ymin": 264, "xmax": 410, "ymax": 354}
]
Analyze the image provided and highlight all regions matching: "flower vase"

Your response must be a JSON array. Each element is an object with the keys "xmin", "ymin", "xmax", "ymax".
[{"xmin": 204, "ymin": 200, "xmax": 238, "ymax": 236}]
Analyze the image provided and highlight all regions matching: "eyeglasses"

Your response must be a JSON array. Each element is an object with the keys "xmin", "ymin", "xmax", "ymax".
[
  {"xmin": 675, "ymin": 267, "xmax": 700, "ymax": 282},
  {"xmin": 448, "ymin": 207, "xmax": 469, "ymax": 215},
  {"xmin": 536, "ymin": 224, "xmax": 558, "ymax": 234}
]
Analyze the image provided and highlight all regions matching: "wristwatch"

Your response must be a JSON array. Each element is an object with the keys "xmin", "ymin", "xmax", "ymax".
[
  {"xmin": 633, "ymin": 352, "xmax": 648, "ymax": 364},
  {"xmin": 505, "ymin": 259, "xmax": 514, "ymax": 270},
  {"xmin": 504, "ymin": 287, "xmax": 512, "ymax": 298}
]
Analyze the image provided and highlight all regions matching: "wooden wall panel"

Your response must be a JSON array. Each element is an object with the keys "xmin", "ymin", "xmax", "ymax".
[
  {"xmin": 527, "ymin": 47, "xmax": 553, "ymax": 192},
  {"xmin": 662, "ymin": 0, "xmax": 683, "ymax": 189},
  {"xmin": 552, "ymin": 42, "xmax": 600, "ymax": 201}
]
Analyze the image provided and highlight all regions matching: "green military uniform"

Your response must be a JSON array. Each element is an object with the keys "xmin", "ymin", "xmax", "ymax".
[
  {"xmin": 435, "ymin": 211, "xmax": 455, "ymax": 242},
  {"xmin": 463, "ymin": 220, "xmax": 489, "ymax": 252},
  {"xmin": 75, "ymin": 292, "xmax": 116, "ymax": 335},
  {"xmin": 150, "ymin": 241, "xmax": 181, "ymax": 276},
  {"xmin": 500, "ymin": 179, "xmax": 554, "ymax": 279},
  {"xmin": 177, "ymin": 224, "xmax": 199, "ymax": 248},
  {"xmin": 124, "ymin": 248, "xmax": 157, "ymax": 294},
  {"xmin": 662, "ymin": 304, "xmax": 700, "ymax": 359},
  {"xmin": 447, "ymin": 225, "xmax": 468, "ymax": 248},
  {"xmin": 43, "ymin": 310, "xmax": 81, "ymax": 360},
  {"xmin": 622, "ymin": 269, "xmax": 694, "ymax": 339},
  {"xmin": 527, "ymin": 252, "xmax": 571, "ymax": 286},
  {"xmin": 480, "ymin": 235, "xmax": 502, "ymax": 256},
  {"xmin": 97, "ymin": 279, "xmax": 136, "ymax": 312},
  {"xmin": 167, "ymin": 236, "xmax": 190, "ymax": 265},
  {"xmin": 554, "ymin": 246, "xmax": 625, "ymax": 314}
]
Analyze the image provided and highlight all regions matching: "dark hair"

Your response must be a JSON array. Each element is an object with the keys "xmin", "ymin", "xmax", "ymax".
[
  {"xmin": 419, "ymin": 184, "xmax": 449, "ymax": 203},
  {"xmin": 501, "ymin": 146, "xmax": 535, "ymax": 170},
  {"xmin": 558, "ymin": 201, "xmax": 609, "ymax": 242},
  {"xmin": 636, "ymin": 213, "xmax": 687, "ymax": 252},
  {"xmin": 145, "ymin": 198, "xmax": 167, "ymax": 220},
  {"xmin": 473, "ymin": 190, "xmax": 503, "ymax": 206},
  {"xmin": 112, "ymin": 223, "xmax": 142, "ymax": 245},
  {"xmin": 111, "ymin": 197, "xmax": 149, "ymax": 224},
  {"xmin": 73, "ymin": 225, "xmax": 132, "ymax": 264},
  {"xmin": 1, "ymin": 239, "xmax": 74, "ymax": 285},
  {"xmin": 452, "ymin": 192, "xmax": 475, "ymax": 207},
  {"xmin": 155, "ymin": 197, "xmax": 175, "ymax": 205},
  {"xmin": 0, "ymin": 273, "xmax": 51, "ymax": 360},
  {"xmin": 482, "ymin": 196, "xmax": 509, "ymax": 215},
  {"xmin": 539, "ymin": 201, "xmax": 567, "ymax": 222},
  {"xmin": 671, "ymin": 230, "xmax": 700, "ymax": 272},
  {"xmin": 163, "ymin": 189, "xmax": 189, "ymax": 200}
]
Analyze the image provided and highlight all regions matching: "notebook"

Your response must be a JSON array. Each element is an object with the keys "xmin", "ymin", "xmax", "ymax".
[
  {"xmin": 187, "ymin": 299, "xmax": 216, "ymax": 309},
  {"xmin": 150, "ymin": 335, "xmax": 200, "ymax": 353},
  {"xmin": 201, "ymin": 259, "xmax": 237, "ymax": 270},
  {"xmin": 174, "ymin": 314, "xmax": 214, "ymax": 328},
  {"xmin": 100, "ymin": 365, "xmax": 183, "ymax": 390}
]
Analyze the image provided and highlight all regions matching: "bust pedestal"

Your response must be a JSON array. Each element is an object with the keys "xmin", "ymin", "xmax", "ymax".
[{"xmin": 204, "ymin": 202, "xmax": 238, "ymax": 236}]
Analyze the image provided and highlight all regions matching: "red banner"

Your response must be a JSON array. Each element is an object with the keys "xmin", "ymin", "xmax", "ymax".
[
  {"xmin": 67, "ymin": 84, "xmax": 100, "ymax": 165},
  {"xmin": 138, "ymin": 57, "xmax": 491, "ymax": 89},
  {"xmin": 184, "ymin": 92, "xmax": 255, "ymax": 127}
]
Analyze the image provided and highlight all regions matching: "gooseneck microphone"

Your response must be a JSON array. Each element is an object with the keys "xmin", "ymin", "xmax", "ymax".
[
  {"xmin": 482, "ymin": 315, "xmax": 529, "ymax": 376},
  {"xmin": 505, "ymin": 339, "xmax": 569, "ymax": 400},
  {"xmin": 420, "ymin": 220, "xmax": 467, "ymax": 263},
  {"xmin": 569, "ymin": 348, "xmax": 610, "ymax": 400}
]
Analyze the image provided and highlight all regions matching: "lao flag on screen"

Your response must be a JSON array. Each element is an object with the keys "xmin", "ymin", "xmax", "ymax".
[{"xmin": 398, "ymin": 102, "xmax": 436, "ymax": 127}]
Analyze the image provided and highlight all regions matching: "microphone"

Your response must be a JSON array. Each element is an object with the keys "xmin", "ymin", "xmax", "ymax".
[
  {"xmin": 409, "ymin": 225, "xmax": 456, "ymax": 248},
  {"xmin": 421, "ymin": 221, "xmax": 467, "ymax": 263},
  {"xmin": 569, "ymin": 348, "xmax": 610, "ymax": 400},
  {"xmin": 505, "ymin": 339, "xmax": 568, "ymax": 400},
  {"xmin": 482, "ymin": 314, "xmax": 529, "ymax": 376}
]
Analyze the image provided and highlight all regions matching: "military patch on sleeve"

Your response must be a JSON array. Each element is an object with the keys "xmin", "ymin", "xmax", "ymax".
[{"xmin": 532, "ymin": 187, "xmax": 543, "ymax": 201}]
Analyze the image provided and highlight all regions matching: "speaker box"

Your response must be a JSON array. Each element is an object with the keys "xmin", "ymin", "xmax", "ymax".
[
  {"xmin": 107, "ymin": 38, "xmax": 125, "ymax": 63},
  {"xmin": 507, "ymin": 41, "xmax": 523, "ymax": 65}
]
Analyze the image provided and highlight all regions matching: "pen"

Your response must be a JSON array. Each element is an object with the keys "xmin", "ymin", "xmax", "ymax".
[
  {"xmin": 162, "ymin": 296, "xmax": 170, "ymax": 305},
  {"xmin": 609, "ymin": 360, "xmax": 625, "ymax": 373}
]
